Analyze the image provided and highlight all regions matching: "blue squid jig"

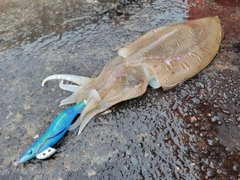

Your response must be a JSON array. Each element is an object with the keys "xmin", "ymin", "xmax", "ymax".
[{"xmin": 14, "ymin": 100, "xmax": 86, "ymax": 165}]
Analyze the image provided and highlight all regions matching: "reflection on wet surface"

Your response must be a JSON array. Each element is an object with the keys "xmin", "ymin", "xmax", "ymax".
[{"xmin": 0, "ymin": 0, "xmax": 239, "ymax": 179}]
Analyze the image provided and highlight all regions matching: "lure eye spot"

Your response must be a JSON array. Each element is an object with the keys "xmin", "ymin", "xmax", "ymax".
[{"xmin": 27, "ymin": 149, "xmax": 33, "ymax": 155}]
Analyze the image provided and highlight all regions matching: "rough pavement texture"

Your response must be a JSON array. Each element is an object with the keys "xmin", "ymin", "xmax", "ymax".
[{"xmin": 0, "ymin": 0, "xmax": 239, "ymax": 179}]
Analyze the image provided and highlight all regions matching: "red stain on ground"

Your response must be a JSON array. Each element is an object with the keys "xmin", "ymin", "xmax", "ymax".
[{"xmin": 214, "ymin": 0, "xmax": 240, "ymax": 7}]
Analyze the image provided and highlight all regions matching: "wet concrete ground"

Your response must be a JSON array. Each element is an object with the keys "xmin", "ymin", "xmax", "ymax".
[{"xmin": 0, "ymin": 0, "xmax": 239, "ymax": 179}]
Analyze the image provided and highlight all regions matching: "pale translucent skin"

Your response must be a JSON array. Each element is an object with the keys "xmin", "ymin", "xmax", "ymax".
[{"xmin": 42, "ymin": 16, "xmax": 223, "ymax": 136}]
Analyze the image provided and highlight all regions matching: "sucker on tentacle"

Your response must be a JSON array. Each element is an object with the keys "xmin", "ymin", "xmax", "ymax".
[{"xmin": 42, "ymin": 16, "xmax": 223, "ymax": 137}]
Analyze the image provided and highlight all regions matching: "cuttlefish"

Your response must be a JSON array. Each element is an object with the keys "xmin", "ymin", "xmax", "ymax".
[{"xmin": 42, "ymin": 16, "xmax": 223, "ymax": 136}]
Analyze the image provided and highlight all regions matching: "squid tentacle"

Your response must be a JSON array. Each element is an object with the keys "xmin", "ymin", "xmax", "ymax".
[
  {"xmin": 68, "ymin": 89, "xmax": 101, "ymax": 131},
  {"xmin": 42, "ymin": 74, "xmax": 94, "ymax": 87},
  {"xmin": 59, "ymin": 92, "xmax": 79, "ymax": 106},
  {"xmin": 59, "ymin": 80, "xmax": 81, "ymax": 92}
]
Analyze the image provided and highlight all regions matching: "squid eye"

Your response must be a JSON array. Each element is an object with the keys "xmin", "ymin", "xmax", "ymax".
[{"xmin": 27, "ymin": 149, "xmax": 33, "ymax": 155}]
